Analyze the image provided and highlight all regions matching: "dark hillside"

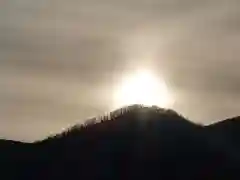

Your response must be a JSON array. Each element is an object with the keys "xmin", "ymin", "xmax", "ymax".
[{"xmin": 0, "ymin": 105, "xmax": 239, "ymax": 180}]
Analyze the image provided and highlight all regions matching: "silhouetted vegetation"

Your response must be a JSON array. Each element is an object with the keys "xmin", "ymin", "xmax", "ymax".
[{"xmin": 0, "ymin": 105, "xmax": 240, "ymax": 179}]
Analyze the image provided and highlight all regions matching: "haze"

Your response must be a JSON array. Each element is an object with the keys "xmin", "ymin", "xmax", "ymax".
[{"xmin": 0, "ymin": 0, "xmax": 240, "ymax": 141}]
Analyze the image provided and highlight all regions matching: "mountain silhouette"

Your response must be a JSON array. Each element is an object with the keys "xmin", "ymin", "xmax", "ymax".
[
  {"xmin": 206, "ymin": 116, "xmax": 240, "ymax": 156},
  {"xmin": 0, "ymin": 104, "xmax": 240, "ymax": 180}
]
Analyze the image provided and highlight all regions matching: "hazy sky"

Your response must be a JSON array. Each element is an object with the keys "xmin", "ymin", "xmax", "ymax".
[{"xmin": 1, "ymin": 0, "xmax": 240, "ymax": 141}]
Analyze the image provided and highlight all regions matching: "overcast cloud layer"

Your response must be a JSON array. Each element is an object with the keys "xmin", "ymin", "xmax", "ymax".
[{"xmin": 0, "ymin": 0, "xmax": 240, "ymax": 141}]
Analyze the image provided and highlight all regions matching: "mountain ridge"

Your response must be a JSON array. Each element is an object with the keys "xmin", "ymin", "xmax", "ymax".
[{"xmin": 0, "ymin": 105, "xmax": 240, "ymax": 180}]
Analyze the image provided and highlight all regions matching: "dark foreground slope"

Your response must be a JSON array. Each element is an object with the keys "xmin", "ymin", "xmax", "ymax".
[{"xmin": 0, "ymin": 105, "xmax": 240, "ymax": 180}]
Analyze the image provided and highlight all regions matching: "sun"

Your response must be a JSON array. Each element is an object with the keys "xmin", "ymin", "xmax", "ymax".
[{"xmin": 113, "ymin": 70, "xmax": 174, "ymax": 108}]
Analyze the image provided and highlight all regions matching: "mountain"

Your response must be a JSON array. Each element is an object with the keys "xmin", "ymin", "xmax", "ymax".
[
  {"xmin": 0, "ymin": 105, "xmax": 240, "ymax": 180},
  {"xmin": 206, "ymin": 116, "xmax": 240, "ymax": 154},
  {"xmin": 207, "ymin": 116, "xmax": 240, "ymax": 138}
]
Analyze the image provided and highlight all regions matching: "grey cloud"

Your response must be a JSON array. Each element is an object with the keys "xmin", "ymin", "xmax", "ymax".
[{"xmin": 0, "ymin": 0, "xmax": 240, "ymax": 141}]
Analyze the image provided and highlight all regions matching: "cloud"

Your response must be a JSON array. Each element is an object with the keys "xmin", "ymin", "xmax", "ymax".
[{"xmin": 0, "ymin": 0, "xmax": 240, "ymax": 140}]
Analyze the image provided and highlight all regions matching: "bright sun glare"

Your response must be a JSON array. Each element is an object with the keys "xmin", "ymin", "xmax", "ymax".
[{"xmin": 114, "ymin": 70, "xmax": 174, "ymax": 108}]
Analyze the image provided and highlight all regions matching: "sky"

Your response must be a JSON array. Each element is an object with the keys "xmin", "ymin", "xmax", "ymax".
[{"xmin": 0, "ymin": 0, "xmax": 240, "ymax": 141}]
